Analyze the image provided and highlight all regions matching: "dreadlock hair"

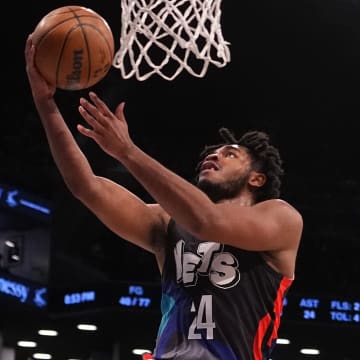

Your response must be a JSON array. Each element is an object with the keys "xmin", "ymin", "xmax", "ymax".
[{"xmin": 195, "ymin": 127, "xmax": 284, "ymax": 202}]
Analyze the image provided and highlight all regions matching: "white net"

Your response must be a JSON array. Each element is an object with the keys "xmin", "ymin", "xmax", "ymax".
[{"xmin": 112, "ymin": 0, "xmax": 231, "ymax": 81}]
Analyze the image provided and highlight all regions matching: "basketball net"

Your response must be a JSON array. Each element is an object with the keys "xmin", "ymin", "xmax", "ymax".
[{"xmin": 112, "ymin": 0, "xmax": 231, "ymax": 81}]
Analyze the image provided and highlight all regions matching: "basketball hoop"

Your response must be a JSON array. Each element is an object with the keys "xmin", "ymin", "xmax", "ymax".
[{"xmin": 112, "ymin": 0, "xmax": 231, "ymax": 81}]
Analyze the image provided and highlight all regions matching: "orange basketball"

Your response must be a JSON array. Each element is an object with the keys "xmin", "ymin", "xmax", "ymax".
[{"xmin": 32, "ymin": 6, "xmax": 115, "ymax": 90}]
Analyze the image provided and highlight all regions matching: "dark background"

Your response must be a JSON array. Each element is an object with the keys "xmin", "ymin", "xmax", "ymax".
[{"xmin": 1, "ymin": 0, "xmax": 359, "ymax": 359}]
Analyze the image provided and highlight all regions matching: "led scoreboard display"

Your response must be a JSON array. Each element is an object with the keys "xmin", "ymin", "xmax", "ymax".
[
  {"xmin": 1, "ymin": 274, "xmax": 358, "ymax": 326},
  {"xmin": 0, "ymin": 183, "xmax": 52, "ymax": 222},
  {"xmin": 282, "ymin": 294, "xmax": 360, "ymax": 325},
  {"xmin": 47, "ymin": 282, "xmax": 360, "ymax": 326},
  {"xmin": 48, "ymin": 282, "xmax": 161, "ymax": 314}
]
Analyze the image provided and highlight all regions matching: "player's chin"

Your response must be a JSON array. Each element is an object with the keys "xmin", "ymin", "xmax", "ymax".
[
  {"xmin": 197, "ymin": 175, "xmax": 215, "ymax": 188},
  {"xmin": 197, "ymin": 173, "xmax": 209, "ymax": 184}
]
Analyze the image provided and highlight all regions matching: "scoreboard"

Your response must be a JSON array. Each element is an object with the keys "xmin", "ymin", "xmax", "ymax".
[
  {"xmin": 282, "ymin": 294, "xmax": 360, "ymax": 324},
  {"xmin": 47, "ymin": 282, "xmax": 360, "ymax": 325},
  {"xmin": 1, "ymin": 269, "xmax": 359, "ymax": 326},
  {"xmin": 0, "ymin": 183, "xmax": 52, "ymax": 222},
  {"xmin": 47, "ymin": 282, "xmax": 162, "ymax": 313}
]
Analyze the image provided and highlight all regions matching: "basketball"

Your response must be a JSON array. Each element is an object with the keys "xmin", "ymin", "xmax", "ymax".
[{"xmin": 32, "ymin": 6, "xmax": 115, "ymax": 90}]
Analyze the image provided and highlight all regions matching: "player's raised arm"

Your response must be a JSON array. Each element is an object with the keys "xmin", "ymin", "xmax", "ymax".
[{"xmin": 25, "ymin": 35, "xmax": 169, "ymax": 257}]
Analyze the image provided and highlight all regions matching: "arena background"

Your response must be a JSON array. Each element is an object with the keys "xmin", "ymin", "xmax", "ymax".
[{"xmin": 1, "ymin": 0, "xmax": 359, "ymax": 359}]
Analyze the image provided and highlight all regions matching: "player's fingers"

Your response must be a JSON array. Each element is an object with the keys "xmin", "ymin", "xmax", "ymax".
[
  {"xmin": 25, "ymin": 40, "xmax": 35, "ymax": 69},
  {"xmin": 79, "ymin": 97, "xmax": 109, "ymax": 128},
  {"xmin": 78, "ymin": 104, "xmax": 104, "ymax": 132},
  {"xmin": 77, "ymin": 123, "xmax": 103, "ymax": 141},
  {"xmin": 88, "ymin": 92, "xmax": 113, "ymax": 117},
  {"xmin": 114, "ymin": 102, "xmax": 126, "ymax": 121}
]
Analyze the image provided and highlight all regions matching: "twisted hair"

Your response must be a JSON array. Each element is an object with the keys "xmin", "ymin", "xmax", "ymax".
[{"xmin": 196, "ymin": 128, "xmax": 284, "ymax": 202}]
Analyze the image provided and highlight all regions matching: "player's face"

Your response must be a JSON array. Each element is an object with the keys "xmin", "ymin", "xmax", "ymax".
[{"xmin": 196, "ymin": 145, "xmax": 253, "ymax": 202}]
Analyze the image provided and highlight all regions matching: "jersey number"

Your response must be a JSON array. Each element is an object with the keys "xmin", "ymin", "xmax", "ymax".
[{"xmin": 188, "ymin": 295, "xmax": 216, "ymax": 340}]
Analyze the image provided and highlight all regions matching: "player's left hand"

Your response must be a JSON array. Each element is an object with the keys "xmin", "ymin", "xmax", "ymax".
[{"xmin": 78, "ymin": 91, "xmax": 135, "ymax": 161}]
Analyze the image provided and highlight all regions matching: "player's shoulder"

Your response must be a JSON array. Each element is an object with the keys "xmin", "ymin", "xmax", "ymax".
[
  {"xmin": 258, "ymin": 198, "xmax": 298, "ymax": 209},
  {"xmin": 256, "ymin": 198, "xmax": 303, "ymax": 222},
  {"xmin": 257, "ymin": 199, "xmax": 303, "ymax": 248}
]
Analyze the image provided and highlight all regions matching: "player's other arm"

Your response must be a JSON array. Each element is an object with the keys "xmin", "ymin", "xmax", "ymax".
[
  {"xmin": 39, "ymin": 106, "xmax": 168, "ymax": 255},
  {"xmin": 75, "ymin": 176, "xmax": 170, "ymax": 255},
  {"xmin": 39, "ymin": 107, "xmax": 168, "ymax": 255},
  {"xmin": 25, "ymin": 37, "xmax": 169, "ymax": 256}
]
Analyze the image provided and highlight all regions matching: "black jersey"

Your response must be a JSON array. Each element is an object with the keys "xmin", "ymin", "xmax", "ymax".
[{"xmin": 152, "ymin": 219, "xmax": 293, "ymax": 360}]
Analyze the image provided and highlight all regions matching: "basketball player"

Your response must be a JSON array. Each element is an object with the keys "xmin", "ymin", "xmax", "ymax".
[{"xmin": 25, "ymin": 34, "xmax": 303, "ymax": 360}]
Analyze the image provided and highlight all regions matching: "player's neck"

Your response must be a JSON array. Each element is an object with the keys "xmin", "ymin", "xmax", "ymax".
[{"xmin": 219, "ymin": 190, "xmax": 255, "ymax": 207}]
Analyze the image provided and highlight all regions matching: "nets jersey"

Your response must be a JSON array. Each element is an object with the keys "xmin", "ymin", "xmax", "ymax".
[{"xmin": 152, "ymin": 219, "xmax": 293, "ymax": 360}]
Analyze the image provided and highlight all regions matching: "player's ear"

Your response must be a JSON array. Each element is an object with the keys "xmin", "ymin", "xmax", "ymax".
[{"xmin": 248, "ymin": 171, "xmax": 266, "ymax": 188}]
